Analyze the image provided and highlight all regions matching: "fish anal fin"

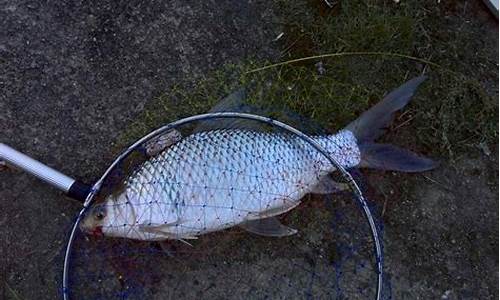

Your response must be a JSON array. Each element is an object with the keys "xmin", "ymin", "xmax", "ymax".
[
  {"xmin": 240, "ymin": 217, "xmax": 297, "ymax": 237},
  {"xmin": 311, "ymin": 176, "xmax": 350, "ymax": 194},
  {"xmin": 138, "ymin": 223, "xmax": 172, "ymax": 236},
  {"xmin": 138, "ymin": 219, "xmax": 196, "ymax": 242}
]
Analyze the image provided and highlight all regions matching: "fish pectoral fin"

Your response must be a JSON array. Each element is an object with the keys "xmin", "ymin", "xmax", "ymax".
[
  {"xmin": 180, "ymin": 235, "xmax": 198, "ymax": 240},
  {"xmin": 311, "ymin": 176, "xmax": 350, "ymax": 194},
  {"xmin": 137, "ymin": 219, "xmax": 185, "ymax": 235},
  {"xmin": 178, "ymin": 238, "xmax": 196, "ymax": 247},
  {"xmin": 137, "ymin": 224, "xmax": 171, "ymax": 236},
  {"xmin": 138, "ymin": 221, "xmax": 197, "ymax": 244},
  {"xmin": 240, "ymin": 217, "xmax": 298, "ymax": 237}
]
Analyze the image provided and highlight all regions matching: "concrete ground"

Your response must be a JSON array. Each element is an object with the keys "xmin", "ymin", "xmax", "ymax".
[{"xmin": 1, "ymin": 1, "xmax": 497, "ymax": 299}]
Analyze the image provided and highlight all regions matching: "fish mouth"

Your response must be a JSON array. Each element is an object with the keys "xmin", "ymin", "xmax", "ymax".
[
  {"xmin": 80, "ymin": 223, "xmax": 103, "ymax": 237},
  {"xmin": 79, "ymin": 219, "xmax": 103, "ymax": 237},
  {"xmin": 89, "ymin": 226, "xmax": 103, "ymax": 237}
]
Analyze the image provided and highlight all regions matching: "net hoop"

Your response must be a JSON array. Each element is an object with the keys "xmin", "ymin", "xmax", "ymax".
[{"xmin": 62, "ymin": 112, "xmax": 383, "ymax": 300}]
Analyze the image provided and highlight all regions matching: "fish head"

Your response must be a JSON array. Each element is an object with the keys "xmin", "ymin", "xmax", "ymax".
[
  {"xmin": 80, "ymin": 201, "xmax": 108, "ymax": 237},
  {"xmin": 80, "ymin": 192, "xmax": 136, "ymax": 238}
]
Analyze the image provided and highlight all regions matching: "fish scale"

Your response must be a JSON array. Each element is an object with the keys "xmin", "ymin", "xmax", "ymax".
[{"xmin": 99, "ymin": 128, "xmax": 360, "ymax": 241}]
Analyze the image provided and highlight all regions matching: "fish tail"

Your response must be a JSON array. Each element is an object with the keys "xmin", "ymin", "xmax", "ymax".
[{"xmin": 345, "ymin": 76, "xmax": 438, "ymax": 172}]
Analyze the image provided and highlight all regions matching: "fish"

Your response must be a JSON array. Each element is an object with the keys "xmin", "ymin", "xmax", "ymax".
[{"xmin": 80, "ymin": 76, "xmax": 437, "ymax": 242}]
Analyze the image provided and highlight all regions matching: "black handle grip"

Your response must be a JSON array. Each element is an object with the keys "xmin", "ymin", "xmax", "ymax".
[{"xmin": 67, "ymin": 181, "xmax": 92, "ymax": 202}]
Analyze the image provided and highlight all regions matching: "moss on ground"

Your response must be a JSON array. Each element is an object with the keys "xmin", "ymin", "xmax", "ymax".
[{"xmin": 117, "ymin": 0, "xmax": 498, "ymax": 160}]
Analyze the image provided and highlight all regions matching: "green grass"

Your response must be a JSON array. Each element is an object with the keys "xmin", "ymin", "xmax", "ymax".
[{"xmin": 116, "ymin": 0, "xmax": 498, "ymax": 160}]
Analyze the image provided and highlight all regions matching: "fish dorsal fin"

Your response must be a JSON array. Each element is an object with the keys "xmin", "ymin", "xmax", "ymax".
[
  {"xmin": 207, "ymin": 88, "xmax": 250, "ymax": 114},
  {"xmin": 240, "ymin": 217, "xmax": 298, "ymax": 237},
  {"xmin": 193, "ymin": 88, "xmax": 267, "ymax": 132},
  {"xmin": 194, "ymin": 86, "xmax": 328, "ymax": 135}
]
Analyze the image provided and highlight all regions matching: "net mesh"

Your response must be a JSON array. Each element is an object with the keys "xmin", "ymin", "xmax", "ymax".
[{"xmin": 61, "ymin": 114, "xmax": 390, "ymax": 300}]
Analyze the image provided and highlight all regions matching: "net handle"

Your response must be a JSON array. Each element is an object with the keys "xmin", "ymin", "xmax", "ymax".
[
  {"xmin": 0, "ymin": 143, "xmax": 91, "ymax": 202},
  {"xmin": 62, "ymin": 112, "xmax": 383, "ymax": 300}
]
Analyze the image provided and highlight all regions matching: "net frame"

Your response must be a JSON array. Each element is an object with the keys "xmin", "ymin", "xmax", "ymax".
[{"xmin": 61, "ymin": 112, "xmax": 383, "ymax": 300}]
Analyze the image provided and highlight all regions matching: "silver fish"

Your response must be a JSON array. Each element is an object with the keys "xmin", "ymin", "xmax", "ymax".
[{"xmin": 81, "ymin": 76, "xmax": 436, "ymax": 241}]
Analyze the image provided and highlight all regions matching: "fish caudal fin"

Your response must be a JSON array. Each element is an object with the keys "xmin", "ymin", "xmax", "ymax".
[
  {"xmin": 358, "ymin": 143, "xmax": 438, "ymax": 172},
  {"xmin": 346, "ymin": 76, "xmax": 438, "ymax": 172},
  {"xmin": 345, "ymin": 76, "xmax": 427, "ymax": 142}
]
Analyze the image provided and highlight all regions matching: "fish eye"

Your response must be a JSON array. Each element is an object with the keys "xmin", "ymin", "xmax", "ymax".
[{"xmin": 93, "ymin": 206, "xmax": 106, "ymax": 220}]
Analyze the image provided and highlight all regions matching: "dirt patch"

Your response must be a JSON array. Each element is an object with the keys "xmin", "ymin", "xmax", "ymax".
[{"xmin": 378, "ymin": 155, "xmax": 498, "ymax": 299}]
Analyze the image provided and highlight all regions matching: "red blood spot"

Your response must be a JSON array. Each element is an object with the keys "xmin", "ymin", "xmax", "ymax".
[{"xmin": 91, "ymin": 226, "xmax": 103, "ymax": 237}]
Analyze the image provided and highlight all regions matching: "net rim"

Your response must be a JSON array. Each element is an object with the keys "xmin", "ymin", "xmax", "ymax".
[{"xmin": 61, "ymin": 112, "xmax": 383, "ymax": 300}]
